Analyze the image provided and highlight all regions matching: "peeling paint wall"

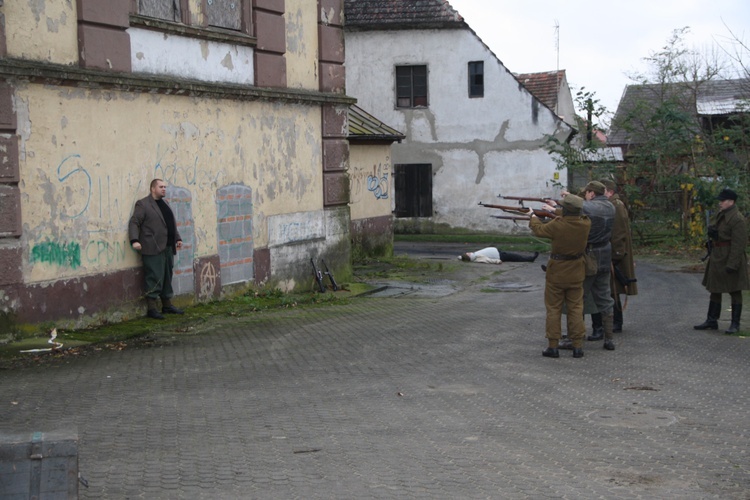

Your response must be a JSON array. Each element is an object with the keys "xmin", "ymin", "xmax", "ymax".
[
  {"xmin": 0, "ymin": 0, "xmax": 353, "ymax": 326},
  {"xmin": 345, "ymin": 28, "xmax": 571, "ymax": 233},
  {"xmin": 2, "ymin": 0, "xmax": 78, "ymax": 64},
  {"xmin": 16, "ymin": 84, "xmax": 322, "ymax": 283},
  {"xmin": 349, "ymin": 145, "xmax": 393, "ymax": 221},
  {"xmin": 285, "ymin": 0, "xmax": 319, "ymax": 90},
  {"xmin": 129, "ymin": 28, "xmax": 255, "ymax": 84}
]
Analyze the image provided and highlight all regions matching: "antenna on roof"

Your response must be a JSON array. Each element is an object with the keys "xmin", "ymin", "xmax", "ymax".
[
  {"xmin": 553, "ymin": 20, "xmax": 560, "ymax": 75},
  {"xmin": 554, "ymin": 20, "xmax": 560, "ymax": 115}
]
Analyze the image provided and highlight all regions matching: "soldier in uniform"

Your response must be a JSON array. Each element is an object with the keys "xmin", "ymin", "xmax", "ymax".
[
  {"xmin": 528, "ymin": 195, "xmax": 591, "ymax": 358},
  {"xmin": 589, "ymin": 179, "xmax": 638, "ymax": 335},
  {"xmin": 694, "ymin": 188, "xmax": 750, "ymax": 334}
]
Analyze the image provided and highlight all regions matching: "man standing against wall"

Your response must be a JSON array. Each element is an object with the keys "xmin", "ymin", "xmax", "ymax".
[{"xmin": 129, "ymin": 179, "xmax": 184, "ymax": 319}]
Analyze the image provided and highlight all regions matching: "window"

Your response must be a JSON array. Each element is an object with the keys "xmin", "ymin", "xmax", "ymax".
[
  {"xmin": 138, "ymin": 0, "xmax": 183, "ymax": 22},
  {"xmin": 396, "ymin": 65, "xmax": 428, "ymax": 108},
  {"xmin": 207, "ymin": 0, "xmax": 241, "ymax": 31},
  {"xmin": 136, "ymin": 0, "xmax": 251, "ymax": 35},
  {"xmin": 468, "ymin": 61, "xmax": 484, "ymax": 98},
  {"xmin": 394, "ymin": 164, "xmax": 433, "ymax": 217}
]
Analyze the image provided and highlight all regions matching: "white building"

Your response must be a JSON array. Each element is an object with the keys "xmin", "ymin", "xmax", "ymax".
[{"xmin": 344, "ymin": 0, "xmax": 574, "ymax": 233}]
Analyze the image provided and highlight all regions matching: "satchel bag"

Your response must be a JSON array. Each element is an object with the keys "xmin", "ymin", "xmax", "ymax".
[{"xmin": 584, "ymin": 249, "xmax": 598, "ymax": 276}]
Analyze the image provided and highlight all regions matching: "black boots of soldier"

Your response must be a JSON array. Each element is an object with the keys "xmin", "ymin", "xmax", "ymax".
[
  {"xmin": 587, "ymin": 313, "xmax": 604, "ymax": 341},
  {"xmin": 500, "ymin": 251, "xmax": 539, "ymax": 263},
  {"xmin": 725, "ymin": 304, "xmax": 742, "ymax": 334},
  {"xmin": 694, "ymin": 301, "xmax": 721, "ymax": 330}
]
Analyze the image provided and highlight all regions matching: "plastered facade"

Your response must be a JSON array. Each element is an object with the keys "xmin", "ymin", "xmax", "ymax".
[
  {"xmin": 0, "ymin": 0, "xmax": 352, "ymax": 326},
  {"xmin": 346, "ymin": 28, "xmax": 573, "ymax": 233}
]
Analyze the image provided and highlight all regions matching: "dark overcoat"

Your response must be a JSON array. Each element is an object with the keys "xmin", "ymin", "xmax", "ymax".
[
  {"xmin": 702, "ymin": 204, "xmax": 749, "ymax": 293},
  {"xmin": 610, "ymin": 194, "xmax": 638, "ymax": 295}
]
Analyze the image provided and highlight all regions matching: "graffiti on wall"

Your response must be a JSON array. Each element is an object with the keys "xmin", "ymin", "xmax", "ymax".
[
  {"xmin": 153, "ymin": 146, "xmax": 226, "ymax": 190},
  {"xmin": 350, "ymin": 161, "xmax": 390, "ymax": 203},
  {"xmin": 30, "ymin": 240, "xmax": 81, "ymax": 269}
]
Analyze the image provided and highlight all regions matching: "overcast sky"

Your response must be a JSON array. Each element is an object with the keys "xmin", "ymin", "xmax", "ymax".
[{"xmin": 448, "ymin": 0, "xmax": 750, "ymax": 120}]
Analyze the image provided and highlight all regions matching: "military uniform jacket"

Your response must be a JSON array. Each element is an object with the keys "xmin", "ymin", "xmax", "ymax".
[
  {"xmin": 702, "ymin": 204, "xmax": 749, "ymax": 293},
  {"xmin": 530, "ymin": 215, "xmax": 591, "ymax": 284},
  {"xmin": 583, "ymin": 195, "xmax": 615, "ymax": 273},
  {"xmin": 128, "ymin": 195, "xmax": 182, "ymax": 256},
  {"xmin": 610, "ymin": 194, "xmax": 638, "ymax": 295}
]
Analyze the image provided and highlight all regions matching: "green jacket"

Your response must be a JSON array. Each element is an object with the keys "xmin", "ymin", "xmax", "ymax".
[{"xmin": 530, "ymin": 214, "xmax": 591, "ymax": 284}]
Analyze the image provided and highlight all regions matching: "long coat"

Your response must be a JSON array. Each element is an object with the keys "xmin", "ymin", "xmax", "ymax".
[
  {"xmin": 128, "ymin": 195, "xmax": 181, "ymax": 256},
  {"xmin": 702, "ymin": 204, "xmax": 749, "ymax": 293},
  {"xmin": 610, "ymin": 194, "xmax": 638, "ymax": 295}
]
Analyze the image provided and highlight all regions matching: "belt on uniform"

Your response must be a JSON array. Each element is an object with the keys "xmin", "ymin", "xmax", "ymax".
[
  {"xmin": 550, "ymin": 253, "xmax": 584, "ymax": 261},
  {"xmin": 713, "ymin": 241, "xmax": 731, "ymax": 247}
]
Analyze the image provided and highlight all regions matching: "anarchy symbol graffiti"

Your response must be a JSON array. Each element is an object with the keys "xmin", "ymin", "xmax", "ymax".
[{"xmin": 199, "ymin": 262, "xmax": 217, "ymax": 298}]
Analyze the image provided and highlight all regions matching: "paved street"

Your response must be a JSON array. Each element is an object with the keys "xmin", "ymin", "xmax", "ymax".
[{"xmin": 2, "ymin": 244, "xmax": 749, "ymax": 499}]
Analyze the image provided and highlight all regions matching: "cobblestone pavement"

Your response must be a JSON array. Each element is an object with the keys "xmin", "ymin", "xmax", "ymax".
[{"xmin": 2, "ymin": 244, "xmax": 749, "ymax": 499}]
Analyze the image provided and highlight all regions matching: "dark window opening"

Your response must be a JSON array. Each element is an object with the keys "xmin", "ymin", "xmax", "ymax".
[
  {"xmin": 396, "ymin": 65, "xmax": 428, "ymax": 108},
  {"xmin": 394, "ymin": 164, "xmax": 433, "ymax": 217},
  {"xmin": 469, "ymin": 61, "xmax": 484, "ymax": 98}
]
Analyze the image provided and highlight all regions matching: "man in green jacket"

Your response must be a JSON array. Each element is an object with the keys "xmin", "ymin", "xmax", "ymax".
[
  {"xmin": 529, "ymin": 195, "xmax": 591, "ymax": 358},
  {"xmin": 694, "ymin": 188, "xmax": 749, "ymax": 334}
]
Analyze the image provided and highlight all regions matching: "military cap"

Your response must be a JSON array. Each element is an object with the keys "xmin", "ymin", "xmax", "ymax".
[
  {"xmin": 561, "ymin": 194, "xmax": 583, "ymax": 214},
  {"xmin": 599, "ymin": 179, "xmax": 617, "ymax": 192},
  {"xmin": 584, "ymin": 181, "xmax": 606, "ymax": 195},
  {"xmin": 717, "ymin": 188, "xmax": 738, "ymax": 201}
]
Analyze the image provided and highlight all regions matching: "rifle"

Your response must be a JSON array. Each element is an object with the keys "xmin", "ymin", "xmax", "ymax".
[
  {"xmin": 490, "ymin": 215, "xmax": 530, "ymax": 221},
  {"xmin": 700, "ymin": 240, "xmax": 713, "ymax": 262},
  {"xmin": 310, "ymin": 258, "xmax": 326, "ymax": 292},
  {"xmin": 612, "ymin": 264, "xmax": 637, "ymax": 288},
  {"xmin": 498, "ymin": 194, "xmax": 561, "ymax": 206},
  {"xmin": 321, "ymin": 259, "xmax": 338, "ymax": 291},
  {"xmin": 479, "ymin": 202, "xmax": 556, "ymax": 219}
]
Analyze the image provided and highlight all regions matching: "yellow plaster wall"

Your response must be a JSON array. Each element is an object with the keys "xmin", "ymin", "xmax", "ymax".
[
  {"xmin": 16, "ymin": 84, "xmax": 323, "ymax": 283},
  {"xmin": 349, "ymin": 145, "xmax": 393, "ymax": 221},
  {"xmin": 2, "ymin": 0, "xmax": 78, "ymax": 64},
  {"xmin": 284, "ymin": 0, "xmax": 319, "ymax": 90}
]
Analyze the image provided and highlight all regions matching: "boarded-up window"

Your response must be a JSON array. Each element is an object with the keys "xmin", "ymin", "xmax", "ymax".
[
  {"xmin": 396, "ymin": 65, "xmax": 428, "ymax": 108},
  {"xmin": 394, "ymin": 164, "xmax": 433, "ymax": 218},
  {"xmin": 139, "ymin": 0, "xmax": 182, "ymax": 22},
  {"xmin": 207, "ymin": 0, "xmax": 241, "ymax": 30}
]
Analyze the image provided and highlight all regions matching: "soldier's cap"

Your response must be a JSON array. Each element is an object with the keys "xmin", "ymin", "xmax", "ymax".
[
  {"xmin": 561, "ymin": 194, "xmax": 583, "ymax": 213},
  {"xmin": 717, "ymin": 188, "xmax": 738, "ymax": 201},
  {"xmin": 584, "ymin": 181, "xmax": 606, "ymax": 195},
  {"xmin": 599, "ymin": 179, "xmax": 617, "ymax": 192}
]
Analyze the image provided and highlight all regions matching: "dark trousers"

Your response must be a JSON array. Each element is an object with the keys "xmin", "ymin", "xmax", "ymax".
[{"xmin": 142, "ymin": 248, "xmax": 175, "ymax": 300}]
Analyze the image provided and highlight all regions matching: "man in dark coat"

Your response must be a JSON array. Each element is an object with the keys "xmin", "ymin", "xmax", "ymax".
[
  {"xmin": 128, "ymin": 179, "xmax": 184, "ymax": 319},
  {"xmin": 694, "ymin": 188, "xmax": 749, "ymax": 334},
  {"xmin": 529, "ymin": 195, "xmax": 591, "ymax": 359}
]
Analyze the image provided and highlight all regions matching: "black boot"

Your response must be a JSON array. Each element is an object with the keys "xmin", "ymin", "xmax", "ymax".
[
  {"xmin": 725, "ymin": 304, "xmax": 742, "ymax": 334},
  {"xmin": 587, "ymin": 313, "xmax": 604, "ymax": 341},
  {"xmin": 613, "ymin": 307, "xmax": 623, "ymax": 333},
  {"xmin": 146, "ymin": 298, "xmax": 164, "ymax": 320},
  {"xmin": 694, "ymin": 301, "xmax": 721, "ymax": 330},
  {"xmin": 500, "ymin": 251, "xmax": 538, "ymax": 263}
]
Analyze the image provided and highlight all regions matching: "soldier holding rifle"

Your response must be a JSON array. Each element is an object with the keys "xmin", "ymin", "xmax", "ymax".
[{"xmin": 528, "ymin": 195, "xmax": 590, "ymax": 359}]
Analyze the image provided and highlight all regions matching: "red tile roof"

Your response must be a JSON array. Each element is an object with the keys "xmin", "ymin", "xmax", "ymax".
[{"xmin": 515, "ymin": 70, "xmax": 566, "ymax": 112}]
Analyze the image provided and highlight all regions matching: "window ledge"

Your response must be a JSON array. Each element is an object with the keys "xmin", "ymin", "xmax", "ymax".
[{"xmin": 130, "ymin": 15, "xmax": 256, "ymax": 47}]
